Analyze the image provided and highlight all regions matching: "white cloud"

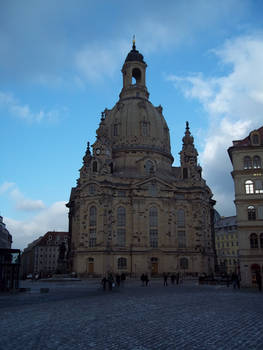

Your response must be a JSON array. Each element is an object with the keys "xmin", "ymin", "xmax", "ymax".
[
  {"xmin": 0, "ymin": 182, "xmax": 15, "ymax": 194},
  {"xmin": 5, "ymin": 201, "xmax": 68, "ymax": 251},
  {"xmin": 168, "ymin": 34, "xmax": 263, "ymax": 216},
  {"xmin": 0, "ymin": 91, "xmax": 62, "ymax": 123},
  {"xmin": 0, "ymin": 182, "xmax": 45, "ymax": 212}
]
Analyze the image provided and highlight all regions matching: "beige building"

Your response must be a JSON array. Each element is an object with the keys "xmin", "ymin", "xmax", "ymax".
[
  {"xmin": 67, "ymin": 42, "xmax": 216, "ymax": 277},
  {"xmin": 228, "ymin": 126, "xmax": 263, "ymax": 286},
  {"xmin": 214, "ymin": 215, "xmax": 239, "ymax": 274}
]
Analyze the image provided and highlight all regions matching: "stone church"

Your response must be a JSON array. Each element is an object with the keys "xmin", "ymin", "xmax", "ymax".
[{"xmin": 67, "ymin": 42, "xmax": 216, "ymax": 277}]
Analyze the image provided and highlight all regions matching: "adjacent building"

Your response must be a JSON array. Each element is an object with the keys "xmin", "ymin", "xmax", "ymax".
[
  {"xmin": 0, "ymin": 216, "xmax": 12, "ymax": 249},
  {"xmin": 228, "ymin": 126, "xmax": 263, "ymax": 286},
  {"xmin": 21, "ymin": 231, "xmax": 69, "ymax": 278},
  {"xmin": 214, "ymin": 215, "xmax": 239, "ymax": 274},
  {"xmin": 67, "ymin": 42, "xmax": 216, "ymax": 277}
]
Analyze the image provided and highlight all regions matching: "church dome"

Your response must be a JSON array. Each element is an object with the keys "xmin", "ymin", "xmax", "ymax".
[{"xmin": 94, "ymin": 43, "xmax": 173, "ymax": 164}]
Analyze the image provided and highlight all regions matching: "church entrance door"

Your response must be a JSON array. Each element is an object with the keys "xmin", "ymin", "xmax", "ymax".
[
  {"xmin": 88, "ymin": 263, "xmax": 94, "ymax": 274},
  {"xmin": 151, "ymin": 262, "xmax": 158, "ymax": 275}
]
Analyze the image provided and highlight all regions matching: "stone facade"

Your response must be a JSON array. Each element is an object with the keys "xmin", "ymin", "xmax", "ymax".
[
  {"xmin": 228, "ymin": 126, "xmax": 263, "ymax": 286},
  {"xmin": 67, "ymin": 43, "xmax": 216, "ymax": 277}
]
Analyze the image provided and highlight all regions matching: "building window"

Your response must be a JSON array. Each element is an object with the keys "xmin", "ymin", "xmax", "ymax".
[
  {"xmin": 245, "ymin": 180, "xmax": 254, "ymax": 194},
  {"xmin": 250, "ymin": 233, "xmax": 258, "ymax": 248},
  {"xmin": 89, "ymin": 184, "xmax": 95, "ymax": 195},
  {"xmin": 89, "ymin": 206, "xmax": 97, "ymax": 248},
  {"xmin": 183, "ymin": 168, "xmax": 188, "ymax": 179},
  {"xmin": 118, "ymin": 257, "xmax": 127, "ymax": 269},
  {"xmin": 117, "ymin": 207, "xmax": 126, "ymax": 227},
  {"xmin": 253, "ymin": 156, "xmax": 261, "ymax": 169},
  {"xmin": 150, "ymin": 229, "xmax": 158, "ymax": 248},
  {"xmin": 178, "ymin": 231, "xmax": 186, "ymax": 248},
  {"xmin": 141, "ymin": 121, "xmax": 149, "ymax": 136},
  {"xmin": 248, "ymin": 206, "xmax": 256, "ymax": 220},
  {"xmin": 244, "ymin": 156, "xmax": 252, "ymax": 169},
  {"xmin": 113, "ymin": 124, "xmax": 119, "ymax": 136},
  {"xmin": 255, "ymin": 180, "xmax": 263, "ymax": 194},
  {"xmin": 93, "ymin": 161, "xmax": 98, "ymax": 172},
  {"xmin": 251, "ymin": 133, "xmax": 259, "ymax": 145},
  {"xmin": 145, "ymin": 160, "xmax": 154, "ymax": 175},
  {"xmin": 149, "ymin": 207, "xmax": 158, "ymax": 227},
  {"xmin": 117, "ymin": 229, "xmax": 126, "ymax": 247},
  {"xmin": 180, "ymin": 257, "xmax": 188, "ymax": 270},
  {"xmin": 177, "ymin": 209, "xmax": 185, "ymax": 228}
]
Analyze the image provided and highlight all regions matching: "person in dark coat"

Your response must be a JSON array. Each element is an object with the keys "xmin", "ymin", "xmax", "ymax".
[
  {"xmin": 120, "ymin": 273, "xmax": 126, "ymax": 286},
  {"xmin": 101, "ymin": 276, "xmax": 107, "ymax": 291},
  {"xmin": 145, "ymin": 274, "xmax": 149, "ymax": 286},
  {"xmin": 231, "ymin": 272, "xmax": 239, "ymax": 289},
  {"xmin": 108, "ymin": 273, "xmax": 114, "ymax": 291},
  {"xmin": 176, "ymin": 272, "xmax": 180, "ymax": 285},
  {"xmin": 256, "ymin": 270, "xmax": 262, "ymax": 292},
  {"xmin": 115, "ymin": 273, "xmax": 121, "ymax": 287},
  {"xmin": 141, "ymin": 273, "xmax": 145, "ymax": 286},
  {"xmin": 163, "ymin": 273, "xmax": 168, "ymax": 286},
  {"xmin": 171, "ymin": 273, "xmax": 175, "ymax": 285}
]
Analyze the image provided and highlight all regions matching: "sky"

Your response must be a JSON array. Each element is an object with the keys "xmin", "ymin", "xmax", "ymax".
[{"xmin": 1, "ymin": 0, "xmax": 263, "ymax": 251}]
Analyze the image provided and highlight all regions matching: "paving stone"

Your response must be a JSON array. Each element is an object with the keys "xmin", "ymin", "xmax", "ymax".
[{"xmin": 0, "ymin": 280, "xmax": 262, "ymax": 350}]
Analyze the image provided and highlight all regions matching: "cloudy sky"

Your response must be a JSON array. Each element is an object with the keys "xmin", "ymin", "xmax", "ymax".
[{"xmin": 1, "ymin": 0, "xmax": 263, "ymax": 250}]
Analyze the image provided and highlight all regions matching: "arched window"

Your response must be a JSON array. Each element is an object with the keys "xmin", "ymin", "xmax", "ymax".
[
  {"xmin": 149, "ymin": 207, "xmax": 158, "ymax": 248},
  {"xmin": 245, "ymin": 180, "xmax": 254, "ymax": 194},
  {"xmin": 117, "ymin": 207, "xmax": 126, "ymax": 226},
  {"xmin": 89, "ymin": 206, "xmax": 97, "ymax": 247},
  {"xmin": 132, "ymin": 68, "xmax": 141, "ymax": 84},
  {"xmin": 253, "ymin": 156, "xmax": 261, "ymax": 169},
  {"xmin": 118, "ymin": 257, "xmax": 127, "ymax": 269},
  {"xmin": 260, "ymin": 233, "xmax": 263, "ymax": 249},
  {"xmin": 93, "ymin": 161, "xmax": 98, "ymax": 172},
  {"xmin": 145, "ymin": 160, "xmax": 154, "ymax": 174},
  {"xmin": 180, "ymin": 257, "xmax": 188, "ymax": 270},
  {"xmin": 244, "ymin": 156, "xmax": 252, "ymax": 169},
  {"xmin": 250, "ymin": 233, "xmax": 258, "ymax": 249},
  {"xmin": 177, "ymin": 209, "xmax": 185, "ymax": 227},
  {"xmin": 117, "ymin": 207, "xmax": 126, "ymax": 247},
  {"xmin": 149, "ymin": 207, "xmax": 158, "ymax": 227},
  {"xmin": 248, "ymin": 206, "xmax": 256, "ymax": 221}
]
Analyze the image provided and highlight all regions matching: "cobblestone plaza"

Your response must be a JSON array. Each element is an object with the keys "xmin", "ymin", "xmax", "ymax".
[{"xmin": 1, "ymin": 280, "xmax": 262, "ymax": 350}]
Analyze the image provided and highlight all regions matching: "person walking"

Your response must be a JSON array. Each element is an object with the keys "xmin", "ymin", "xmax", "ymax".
[
  {"xmin": 256, "ymin": 270, "xmax": 262, "ymax": 292},
  {"xmin": 176, "ymin": 272, "xmax": 180, "ymax": 285},
  {"xmin": 115, "ymin": 273, "xmax": 121, "ymax": 287},
  {"xmin": 140, "ymin": 273, "xmax": 145, "ymax": 286},
  {"xmin": 120, "ymin": 273, "xmax": 126, "ymax": 286},
  {"xmin": 171, "ymin": 273, "xmax": 175, "ymax": 285},
  {"xmin": 101, "ymin": 276, "xmax": 107, "ymax": 291},
  {"xmin": 145, "ymin": 274, "xmax": 149, "ymax": 286},
  {"xmin": 231, "ymin": 272, "xmax": 239, "ymax": 289},
  {"xmin": 163, "ymin": 273, "xmax": 168, "ymax": 286}
]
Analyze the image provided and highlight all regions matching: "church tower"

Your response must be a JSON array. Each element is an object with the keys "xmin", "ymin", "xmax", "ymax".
[{"xmin": 67, "ymin": 41, "xmax": 216, "ymax": 277}]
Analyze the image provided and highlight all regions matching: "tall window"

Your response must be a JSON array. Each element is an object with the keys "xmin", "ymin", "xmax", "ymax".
[
  {"xmin": 145, "ymin": 160, "xmax": 154, "ymax": 175},
  {"xmin": 250, "ymin": 233, "xmax": 258, "ymax": 248},
  {"xmin": 118, "ymin": 257, "xmax": 127, "ymax": 269},
  {"xmin": 89, "ymin": 206, "xmax": 97, "ymax": 247},
  {"xmin": 245, "ymin": 180, "xmax": 254, "ymax": 194},
  {"xmin": 117, "ymin": 207, "xmax": 126, "ymax": 247},
  {"xmin": 253, "ymin": 156, "xmax": 261, "ymax": 169},
  {"xmin": 149, "ymin": 207, "xmax": 158, "ymax": 248},
  {"xmin": 93, "ymin": 161, "xmax": 98, "ymax": 172},
  {"xmin": 244, "ymin": 156, "xmax": 252, "ymax": 169},
  {"xmin": 113, "ymin": 124, "xmax": 119, "ymax": 136},
  {"xmin": 178, "ymin": 231, "xmax": 186, "ymax": 248},
  {"xmin": 142, "ymin": 121, "xmax": 149, "ymax": 136},
  {"xmin": 248, "ymin": 206, "xmax": 256, "ymax": 221},
  {"xmin": 255, "ymin": 180, "xmax": 263, "ymax": 194},
  {"xmin": 177, "ymin": 209, "xmax": 185, "ymax": 228},
  {"xmin": 260, "ymin": 233, "xmax": 263, "ymax": 249},
  {"xmin": 252, "ymin": 133, "xmax": 259, "ymax": 145}
]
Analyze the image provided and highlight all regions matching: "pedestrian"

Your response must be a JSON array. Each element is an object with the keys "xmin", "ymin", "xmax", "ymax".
[
  {"xmin": 176, "ymin": 272, "xmax": 180, "ymax": 285},
  {"xmin": 108, "ymin": 273, "xmax": 114, "ymax": 291},
  {"xmin": 115, "ymin": 273, "xmax": 121, "ymax": 287},
  {"xmin": 163, "ymin": 272, "xmax": 168, "ymax": 286},
  {"xmin": 255, "ymin": 270, "xmax": 262, "ymax": 292},
  {"xmin": 145, "ymin": 274, "xmax": 149, "ymax": 286},
  {"xmin": 120, "ymin": 273, "xmax": 126, "ymax": 286},
  {"xmin": 231, "ymin": 272, "xmax": 239, "ymax": 289},
  {"xmin": 226, "ymin": 273, "xmax": 230, "ymax": 287},
  {"xmin": 171, "ymin": 273, "xmax": 175, "ymax": 285},
  {"xmin": 141, "ymin": 273, "xmax": 145, "ymax": 286},
  {"xmin": 101, "ymin": 276, "xmax": 107, "ymax": 291}
]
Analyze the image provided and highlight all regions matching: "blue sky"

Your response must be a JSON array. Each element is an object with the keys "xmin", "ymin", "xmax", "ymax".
[{"xmin": 1, "ymin": 0, "xmax": 263, "ymax": 250}]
